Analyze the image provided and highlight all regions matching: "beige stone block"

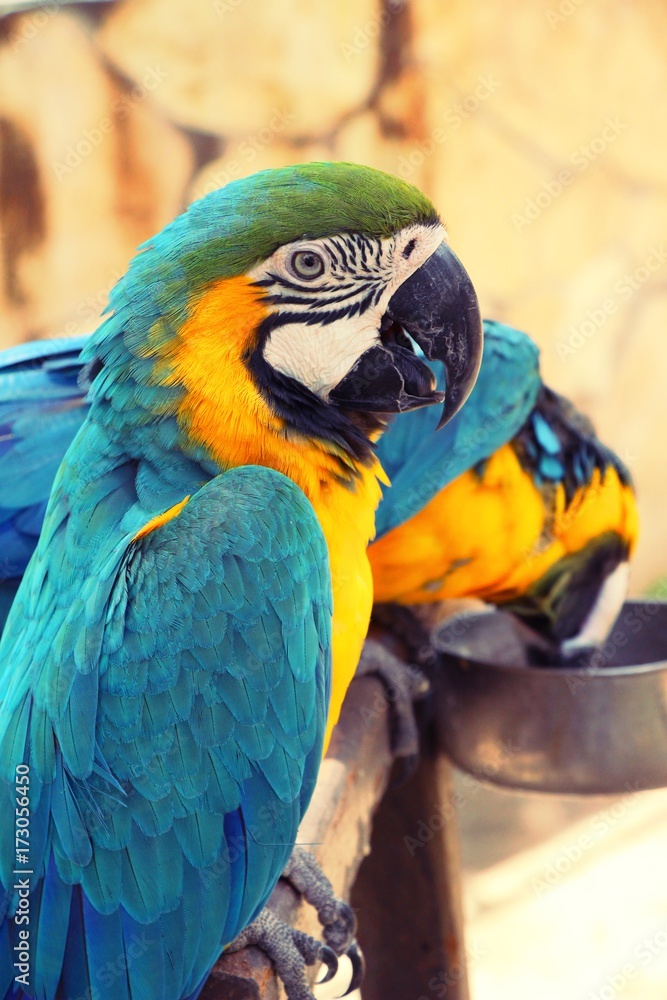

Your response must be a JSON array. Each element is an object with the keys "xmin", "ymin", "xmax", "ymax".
[
  {"xmin": 99, "ymin": 0, "xmax": 380, "ymax": 137},
  {"xmin": 410, "ymin": 0, "xmax": 667, "ymax": 273},
  {"xmin": 0, "ymin": 10, "xmax": 193, "ymax": 346}
]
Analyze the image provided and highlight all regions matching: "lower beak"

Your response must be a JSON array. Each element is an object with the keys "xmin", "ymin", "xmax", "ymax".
[{"xmin": 329, "ymin": 242, "xmax": 483, "ymax": 428}]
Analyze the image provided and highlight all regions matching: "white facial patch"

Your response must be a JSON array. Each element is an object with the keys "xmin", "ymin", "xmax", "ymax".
[
  {"xmin": 248, "ymin": 222, "xmax": 446, "ymax": 398},
  {"xmin": 261, "ymin": 313, "xmax": 380, "ymax": 396}
]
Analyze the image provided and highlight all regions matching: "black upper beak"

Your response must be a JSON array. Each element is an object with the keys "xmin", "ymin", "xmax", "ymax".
[
  {"xmin": 329, "ymin": 242, "xmax": 483, "ymax": 428},
  {"xmin": 387, "ymin": 242, "xmax": 483, "ymax": 427}
]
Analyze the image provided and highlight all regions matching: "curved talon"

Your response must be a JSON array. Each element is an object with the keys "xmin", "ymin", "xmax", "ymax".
[
  {"xmin": 315, "ymin": 945, "xmax": 339, "ymax": 984},
  {"xmin": 274, "ymin": 849, "xmax": 364, "ymax": 996},
  {"xmin": 342, "ymin": 943, "xmax": 365, "ymax": 995}
]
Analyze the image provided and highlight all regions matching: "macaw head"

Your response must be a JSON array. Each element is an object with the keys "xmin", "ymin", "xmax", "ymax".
[{"xmin": 87, "ymin": 162, "xmax": 482, "ymax": 471}]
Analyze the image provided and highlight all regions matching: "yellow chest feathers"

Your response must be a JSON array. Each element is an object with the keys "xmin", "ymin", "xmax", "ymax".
[{"xmin": 160, "ymin": 275, "xmax": 385, "ymax": 750}]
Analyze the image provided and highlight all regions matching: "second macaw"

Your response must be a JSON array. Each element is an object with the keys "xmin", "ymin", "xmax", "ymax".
[{"xmin": 370, "ymin": 321, "xmax": 639, "ymax": 655}]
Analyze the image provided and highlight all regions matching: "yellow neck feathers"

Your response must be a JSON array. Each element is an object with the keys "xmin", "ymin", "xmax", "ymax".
[{"xmin": 166, "ymin": 276, "xmax": 386, "ymax": 750}]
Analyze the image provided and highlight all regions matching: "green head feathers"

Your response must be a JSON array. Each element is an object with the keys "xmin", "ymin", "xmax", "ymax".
[
  {"xmin": 183, "ymin": 161, "xmax": 438, "ymax": 280},
  {"xmin": 137, "ymin": 161, "xmax": 440, "ymax": 293}
]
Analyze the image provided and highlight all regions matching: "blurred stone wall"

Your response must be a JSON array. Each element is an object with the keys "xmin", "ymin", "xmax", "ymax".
[{"xmin": 1, "ymin": 0, "xmax": 666, "ymax": 590}]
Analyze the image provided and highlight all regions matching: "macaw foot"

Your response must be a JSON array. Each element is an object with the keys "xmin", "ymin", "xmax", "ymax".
[
  {"xmin": 355, "ymin": 634, "xmax": 430, "ymax": 776},
  {"xmin": 283, "ymin": 847, "xmax": 357, "ymax": 955},
  {"xmin": 227, "ymin": 906, "xmax": 362, "ymax": 1000},
  {"xmin": 282, "ymin": 847, "xmax": 364, "ymax": 997},
  {"xmin": 372, "ymin": 602, "xmax": 440, "ymax": 668}
]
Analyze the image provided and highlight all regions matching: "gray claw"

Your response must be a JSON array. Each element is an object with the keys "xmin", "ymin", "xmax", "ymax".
[
  {"xmin": 342, "ymin": 943, "xmax": 365, "ymax": 995},
  {"xmin": 314, "ymin": 946, "xmax": 338, "ymax": 984},
  {"xmin": 372, "ymin": 603, "xmax": 438, "ymax": 666}
]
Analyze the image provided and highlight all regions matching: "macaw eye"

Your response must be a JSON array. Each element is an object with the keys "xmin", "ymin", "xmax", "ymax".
[{"xmin": 289, "ymin": 250, "xmax": 325, "ymax": 281}]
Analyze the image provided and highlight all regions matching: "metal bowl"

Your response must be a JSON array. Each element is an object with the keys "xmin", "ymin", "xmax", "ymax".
[{"xmin": 434, "ymin": 600, "xmax": 667, "ymax": 794}]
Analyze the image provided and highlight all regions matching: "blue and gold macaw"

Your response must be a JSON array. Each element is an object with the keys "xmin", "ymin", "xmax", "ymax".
[
  {"xmin": 0, "ymin": 162, "xmax": 483, "ymax": 1000},
  {"xmin": 370, "ymin": 321, "xmax": 638, "ymax": 655}
]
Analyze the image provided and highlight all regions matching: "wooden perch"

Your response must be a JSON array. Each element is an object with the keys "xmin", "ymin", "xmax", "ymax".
[{"xmin": 202, "ymin": 638, "xmax": 469, "ymax": 1000}]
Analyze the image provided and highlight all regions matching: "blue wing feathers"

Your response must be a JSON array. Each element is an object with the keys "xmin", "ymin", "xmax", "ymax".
[
  {"xmin": 78, "ymin": 895, "xmax": 131, "ymax": 1000},
  {"xmin": 0, "ymin": 462, "xmax": 330, "ymax": 1000},
  {"xmin": 33, "ymin": 855, "xmax": 71, "ymax": 999},
  {"xmin": 51, "ymin": 754, "xmax": 92, "ymax": 868},
  {"xmin": 0, "ymin": 340, "xmax": 89, "ymax": 612},
  {"xmin": 0, "ymin": 338, "xmax": 88, "ymax": 373},
  {"xmin": 82, "ymin": 844, "xmax": 122, "ymax": 916},
  {"xmin": 29, "ymin": 710, "xmax": 57, "ymax": 783}
]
